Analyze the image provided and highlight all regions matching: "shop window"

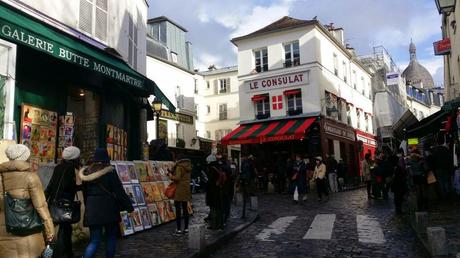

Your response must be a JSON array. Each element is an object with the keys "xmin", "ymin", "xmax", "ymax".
[
  {"xmin": 254, "ymin": 48, "xmax": 268, "ymax": 73},
  {"xmin": 285, "ymin": 90, "xmax": 302, "ymax": 115},
  {"xmin": 255, "ymin": 97, "xmax": 270, "ymax": 119},
  {"xmin": 219, "ymin": 104, "xmax": 227, "ymax": 120},
  {"xmin": 79, "ymin": 0, "xmax": 108, "ymax": 42},
  {"xmin": 284, "ymin": 41, "xmax": 300, "ymax": 67}
]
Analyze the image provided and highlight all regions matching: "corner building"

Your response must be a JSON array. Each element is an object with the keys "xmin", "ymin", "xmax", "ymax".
[{"xmin": 224, "ymin": 17, "xmax": 374, "ymax": 177}]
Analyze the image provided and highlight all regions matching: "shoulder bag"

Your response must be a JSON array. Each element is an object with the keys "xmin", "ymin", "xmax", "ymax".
[
  {"xmin": 1, "ymin": 172, "xmax": 43, "ymax": 236},
  {"xmin": 164, "ymin": 182, "xmax": 176, "ymax": 199},
  {"xmin": 97, "ymin": 182, "xmax": 131, "ymax": 212},
  {"xmin": 47, "ymin": 172, "xmax": 81, "ymax": 224}
]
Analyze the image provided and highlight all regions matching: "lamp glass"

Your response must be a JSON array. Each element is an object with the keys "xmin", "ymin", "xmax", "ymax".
[
  {"xmin": 436, "ymin": 0, "xmax": 456, "ymax": 14},
  {"xmin": 152, "ymin": 99, "xmax": 162, "ymax": 113}
]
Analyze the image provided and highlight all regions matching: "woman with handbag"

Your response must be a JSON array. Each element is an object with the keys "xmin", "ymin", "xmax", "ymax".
[
  {"xmin": 45, "ymin": 146, "xmax": 82, "ymax": 258},
  {"xmin": 0, "ymin": 144, "xmax": 54, "ymax": 258},
  {"xmin": 79, "ymin": 148, "xmax": 133, "ymax": 258},
  {"xmin": 168, "ymin": 156, "xmax": 192, "ymax": 236}
]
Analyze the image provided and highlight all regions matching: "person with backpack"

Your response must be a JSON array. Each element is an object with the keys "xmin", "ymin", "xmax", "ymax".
[
  {"xmin": 45, "ymin": 146, "xmax": 82, "ymax": 258},
  {"xmin": 79, "ymin": 148, "xmax": 133, "ymax": 258}
]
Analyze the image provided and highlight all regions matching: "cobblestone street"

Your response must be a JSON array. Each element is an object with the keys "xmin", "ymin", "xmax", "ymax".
[{"xmin": 211, "ymin": 188, "xmax": 428, "ymax": 258}]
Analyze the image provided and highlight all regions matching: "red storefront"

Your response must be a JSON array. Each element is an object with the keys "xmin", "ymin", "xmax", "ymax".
[{"xmin": 355, "ymin": 130, "xmax": 377, "ymax": 177}]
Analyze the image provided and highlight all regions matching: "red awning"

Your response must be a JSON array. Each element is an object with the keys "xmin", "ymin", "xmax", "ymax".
[
  {"xmin": 283, "ymin": 89, "xmax": 301, "ymax": 96},
  {"xmin": 221, "ymin": 117, "xmax": 316, "ymax": 145},
  {"xmin": 251, "ymin": 94, "xmax": 268, "ymax": 102}
]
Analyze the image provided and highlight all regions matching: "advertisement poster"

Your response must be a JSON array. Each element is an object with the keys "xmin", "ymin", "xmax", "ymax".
[{"xmin": 20, "ymin": 104, "xmax": 58, "ymax": 170}]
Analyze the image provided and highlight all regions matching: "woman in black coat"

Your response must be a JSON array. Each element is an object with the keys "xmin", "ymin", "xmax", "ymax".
[
  {"xmin": 45, "ymin": 146, "xmax": 82, "ymax": 258},
  {"xmin": 79, "ymin": 148, "xmax": 133, "ymax": 258}
]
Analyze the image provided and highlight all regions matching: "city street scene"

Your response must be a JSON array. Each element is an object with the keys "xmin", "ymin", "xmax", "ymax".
[{"xmin": 0, "ymin": 0, "xmax": 460, "ymax": 257}]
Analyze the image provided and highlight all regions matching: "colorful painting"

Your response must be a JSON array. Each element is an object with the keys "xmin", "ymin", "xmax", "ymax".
[
  {"xmin": 134, "ymin": 161, "xmax": 149, "ymax": 182},
  {"xmin": 133, "ymin": 184, "xmax": 146, "ymax": 206},
  {"xmin": 151, "ymin": 183, "xmax": 163, "ymax": 202},
  {"xmin": 156, "ymin": 182, "xmax": 167, "ymax": 200},
  {"xmin": 120, "ymin": 211, "xmax": 134, "ymax": 236},
  {"xmin": 155, "ymin": 201, "xmax": 168, "ymax": 223},
  {"xmin": 123, "ymin": 185, "xmax": 136, "ymax": 206},
  {"xmin": 141, "ymin": 182, "xmax": 155, "ymax": 204},
  {"xmin": 139, "ymin": 206, "xmax": 152, "ymax": 229},
  {"xmin": 115, "ymin": 162, "xmax": 131, "ymax": 184},
  {"xmin": 126, "ymin": 162, "xmax": 138, "ymax": 183},
  {"xmin": 132, "ymin": 208, "xmax": 144, "ymax": 232},
  {"xmin": 148, "ymin": 203, "xmax": 161, "ymax": 226},
  {"xmin": 166, "ymin": 200, "xmax": 176, "ymax": 220}
]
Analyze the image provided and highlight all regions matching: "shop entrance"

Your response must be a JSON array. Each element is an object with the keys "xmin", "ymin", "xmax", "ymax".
[{"xmin": 66, "ymin": 87, "xmax": 100, "ymax": 164}]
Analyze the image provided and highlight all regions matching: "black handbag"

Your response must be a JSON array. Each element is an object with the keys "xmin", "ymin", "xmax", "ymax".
[
  {"xmin": 47, "ymin": 172, "xmax": 81, "ymax": 224},
  {"xmin": 1, "ymin": 173, "xmax": 43, "ymax": 236}
]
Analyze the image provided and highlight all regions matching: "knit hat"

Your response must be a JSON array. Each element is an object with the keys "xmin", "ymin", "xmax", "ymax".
[
  {"xmin": 93, "ymin": 148, "xmax": 110, "ymax": 163},
  {"xmin": 5, "ymin": 144, "xmax": 30, "ymax": 161},
  {"xmin": 62, "ymin": 146, "xmax": 81, "ymax": 160},
  {"xmin": 315, "ymin": 156, "xmax": 322, "ymax": 161}
]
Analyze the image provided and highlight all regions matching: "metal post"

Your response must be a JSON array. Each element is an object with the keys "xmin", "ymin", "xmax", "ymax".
[{"xmin": 155, "ymin": 113, "xmax": 160, "ymax": 140}]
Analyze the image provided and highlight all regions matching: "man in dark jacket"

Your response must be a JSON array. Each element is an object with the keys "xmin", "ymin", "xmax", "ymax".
[
  {"xmin": 240, "ymin": 155, "xmax": 255, "ymax": 219},
  {"xmin": 217, "ymin": 153, "xmax": 233, "ymax": 223},
  {"xmin": 205, "ymin": 154, "xmax": 224, "ymax": 229},
  {"xmin": 45, "ymin": 146, "xmax": 82, "ymax": 258}
]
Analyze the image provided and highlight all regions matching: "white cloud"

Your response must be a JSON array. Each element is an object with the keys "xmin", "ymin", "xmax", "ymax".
[{"xmin": 194, "ymin": 52, "xmax": 223, "ymax": 71}]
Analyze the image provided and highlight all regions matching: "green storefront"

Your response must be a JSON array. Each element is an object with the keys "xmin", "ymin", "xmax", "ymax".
[{"xmin": 0, "ymin": 2, "xmax": 174, "ymax": 165}]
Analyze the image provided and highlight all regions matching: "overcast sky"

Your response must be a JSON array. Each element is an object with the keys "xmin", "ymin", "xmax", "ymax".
[{"xmin": 148, "ymin": 0, "xmax": 444, "ymax": 86}]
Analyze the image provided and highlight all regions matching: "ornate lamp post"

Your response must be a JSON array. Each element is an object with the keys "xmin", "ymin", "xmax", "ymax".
[{"xmin": 152, "ymin": 98, "xmax": 162, "ymax": 139}]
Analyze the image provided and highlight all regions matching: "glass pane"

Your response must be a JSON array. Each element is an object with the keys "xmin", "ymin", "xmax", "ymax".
[
  {"xmin": 264, "ymin": 101, "xmax": 269, "ymax": 114},
  {"xmin": 295, "ymin": 95, "xmax": 302, "ymax": 109},
  {"xmin": 293, "ymin": 42, "xmax": 299, "ymax": 52}
]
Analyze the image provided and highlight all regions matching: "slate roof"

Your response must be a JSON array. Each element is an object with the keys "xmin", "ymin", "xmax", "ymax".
[{"xmin": 231, "ymin": 16, "xmax": 316, "ymax": 43}]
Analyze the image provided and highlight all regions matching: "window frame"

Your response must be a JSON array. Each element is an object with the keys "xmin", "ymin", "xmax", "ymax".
[
  {"xmin": 219, "ymin": 104, "xmax": 227, "ymax": 120},
  {"xmin": 255, "ymin": 97, "xmax": 270, "ymax": 118},
  {"xmin": 219, "ymin": 79, "xmax": 228, "ymax": 94},
  {"xmin": 286, "ymin": 92, "xmax": 302, "ymax": 115},
  {"xmin": 254, "ymin": 48, "xmax": 268, "ymax": 73},
  {"xmin": 284, "ymin": 41, "xmax": 300, "ymax": 67},
  {"xmin": 333, "ymin": 53, "xmax": 338, "ymax": 76}
]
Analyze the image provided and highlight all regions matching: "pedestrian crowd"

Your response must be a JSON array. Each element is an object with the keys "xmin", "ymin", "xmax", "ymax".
[{"xmin": 362, "ymin": 144, "xmax": 460, "ymax": 215}]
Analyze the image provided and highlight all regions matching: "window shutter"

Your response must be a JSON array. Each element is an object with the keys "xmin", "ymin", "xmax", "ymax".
[
  {"xmin": 213, "ymin": 80, "xmax": 218, "ymax": 94},
  {"xmin": 79, "ymin": 0, "xmax": 93, "ymax": 34},
  {"xmin": 226, "ymin": 78, "xmax": 230, "ymax": 92},
  {"xmin": 95, "ymin": 8, "xmax": 107, "ymax": 41}
]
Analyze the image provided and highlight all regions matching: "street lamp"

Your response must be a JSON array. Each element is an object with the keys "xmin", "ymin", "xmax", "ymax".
[
  {"xmin": 435, "ymin": 0, "xmax": 456, "ymax": 14},
  {"xmin": 152, "ymin": 97, "xmax": 162, "ymax": 139}
]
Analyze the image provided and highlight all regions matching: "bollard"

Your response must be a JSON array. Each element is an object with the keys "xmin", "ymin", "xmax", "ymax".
[
  {"xmin": 426, "ymin": 227, "xmax": 448, "ymax": 256},
  {"xmin": 188, "ymin": 224, "xmax": 205, "ymax": 250},
  {"xmin": 415, "ymin": 212, "xmax": 429, "ymax": 233},
  {"xmin": 250, "ymin": 196, "xmax": 258, "ymax": 211},
  {"xmin": 235, "ymin": 193, "xmax": 244, "ymax": 206}
]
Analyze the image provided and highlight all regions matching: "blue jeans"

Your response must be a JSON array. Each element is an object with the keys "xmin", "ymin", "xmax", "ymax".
[{"xmin": 83, "ymin": 223, "xmax": 118, "ymax": 258}]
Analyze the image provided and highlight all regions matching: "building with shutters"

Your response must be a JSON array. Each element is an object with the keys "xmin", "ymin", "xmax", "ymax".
[
  {"xmin": 224, "ymin": 17, "xmax": 374, "ymax": 177},
  {"xmin": 195, "ymin": 66, "xmax": 240, "ymax": 159},
  {"xmin": 0, "ymin": 0, "xmax": 173, "ymax": 164},
  {"xmin": 145, "ymin": 16, "xmax": 200, "ymax": 154}
]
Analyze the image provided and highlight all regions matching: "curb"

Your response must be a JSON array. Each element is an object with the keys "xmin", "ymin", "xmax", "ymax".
[{"xmin": 180, "ymin": 213, "xmax": 260, "ymax": 258}]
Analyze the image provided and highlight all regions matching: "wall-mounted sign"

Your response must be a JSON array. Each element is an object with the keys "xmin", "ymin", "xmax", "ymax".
[
  {"xmin": 245, "ymin": 72, "xmax": 308, "ymax": 92},
  {"xmin": 160, "ymin": 110, "xmax": 194, "ymax": 124},
  {"xmin": 356, "ymin": 133, "xmax": 376, "ymax": 147},
  {"xmin": 386, "ymin": 72, "xmax": 400, "ymax": 86},
  {"xmin": 324, "ymin": 121, "xmax": 355, "ymax": 141},
  {"xmin": 433, "ymin": 38, "xmax": 451, "ymax": 55}
]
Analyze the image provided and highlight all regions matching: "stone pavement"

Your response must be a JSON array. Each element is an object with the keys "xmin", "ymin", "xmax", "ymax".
[
  {"xmin": 74, "ymin": 193, "xmax": 258, "ymax": 258},
  {"xmin": 410, "ymin": 196, "xmax": 460, "ymax": 257},
  {"xmin": 211, "ymin": 189, "xmax": 428, "ymax": 258}
]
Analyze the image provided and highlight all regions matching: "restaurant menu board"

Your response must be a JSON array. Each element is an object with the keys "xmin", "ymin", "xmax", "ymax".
[
  {"xmin": 106, "ymin": 124, "xmax": 128, "ymax": 161},
  {"xmin": 57, "ymin": 114, "xmax": 74, "ymax": 162},
  {"xmin": 78, "ymin": 117, "xmax": 99, "ymax": 165},
  {"xmin": 20, "ymin": 104, "xmax": 57, "ymax": 171},
  {"xmin": 113, "ymin": 160, "xmax": 192, "ymax": 236}
]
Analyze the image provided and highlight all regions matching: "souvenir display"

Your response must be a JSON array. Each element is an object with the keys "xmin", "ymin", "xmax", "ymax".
[
  {"xmin": 155, "ymin": 201, "xmax": 168, "ymax": 223},
  {"xmin": 123, "ymin": 185, "xmax": 136, "ymax": 206},
  {"xmin": 166, "ymin": 200, "xmax": 176, "ymax": 220},
  {"xmin": 115, "ymin": 162, "xmax": 131, "ymax": 184},
  {"xmin": 147, "ymin": 203, "xmax": 161, "ymax": 226},
  {"xmin": 134, "ymin": 161, "xmax": 149, "ymax": 182},
  {"xmin": 126, "ymin": 162, "xmax": 139, "ymax": 183},
  {"xmin": 151, "ymin": 183, "xmax": 163, "ymax": 202},
  {"xmin": 141, "ymin": 182, "xmax": 155, "ymax": 204},
  {"xmin": 20, "ymin": 104, "xmax": 57, "ymax": 170}
]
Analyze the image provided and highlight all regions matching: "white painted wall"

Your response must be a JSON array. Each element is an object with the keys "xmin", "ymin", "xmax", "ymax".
[
  {"xmin": 0, "ymin": 39, "xmax": 16, "ymax": 140},
  {"xmin": 234, "ymin": 23, "xmax": 374, "ymax": 134},
  {"xmin": 10, "ymin": 0, "xmax": 147, "ymax": 74},
  {"xmin": 146, "ymin": 56, "xmax": 198, "ymax": 149}
]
